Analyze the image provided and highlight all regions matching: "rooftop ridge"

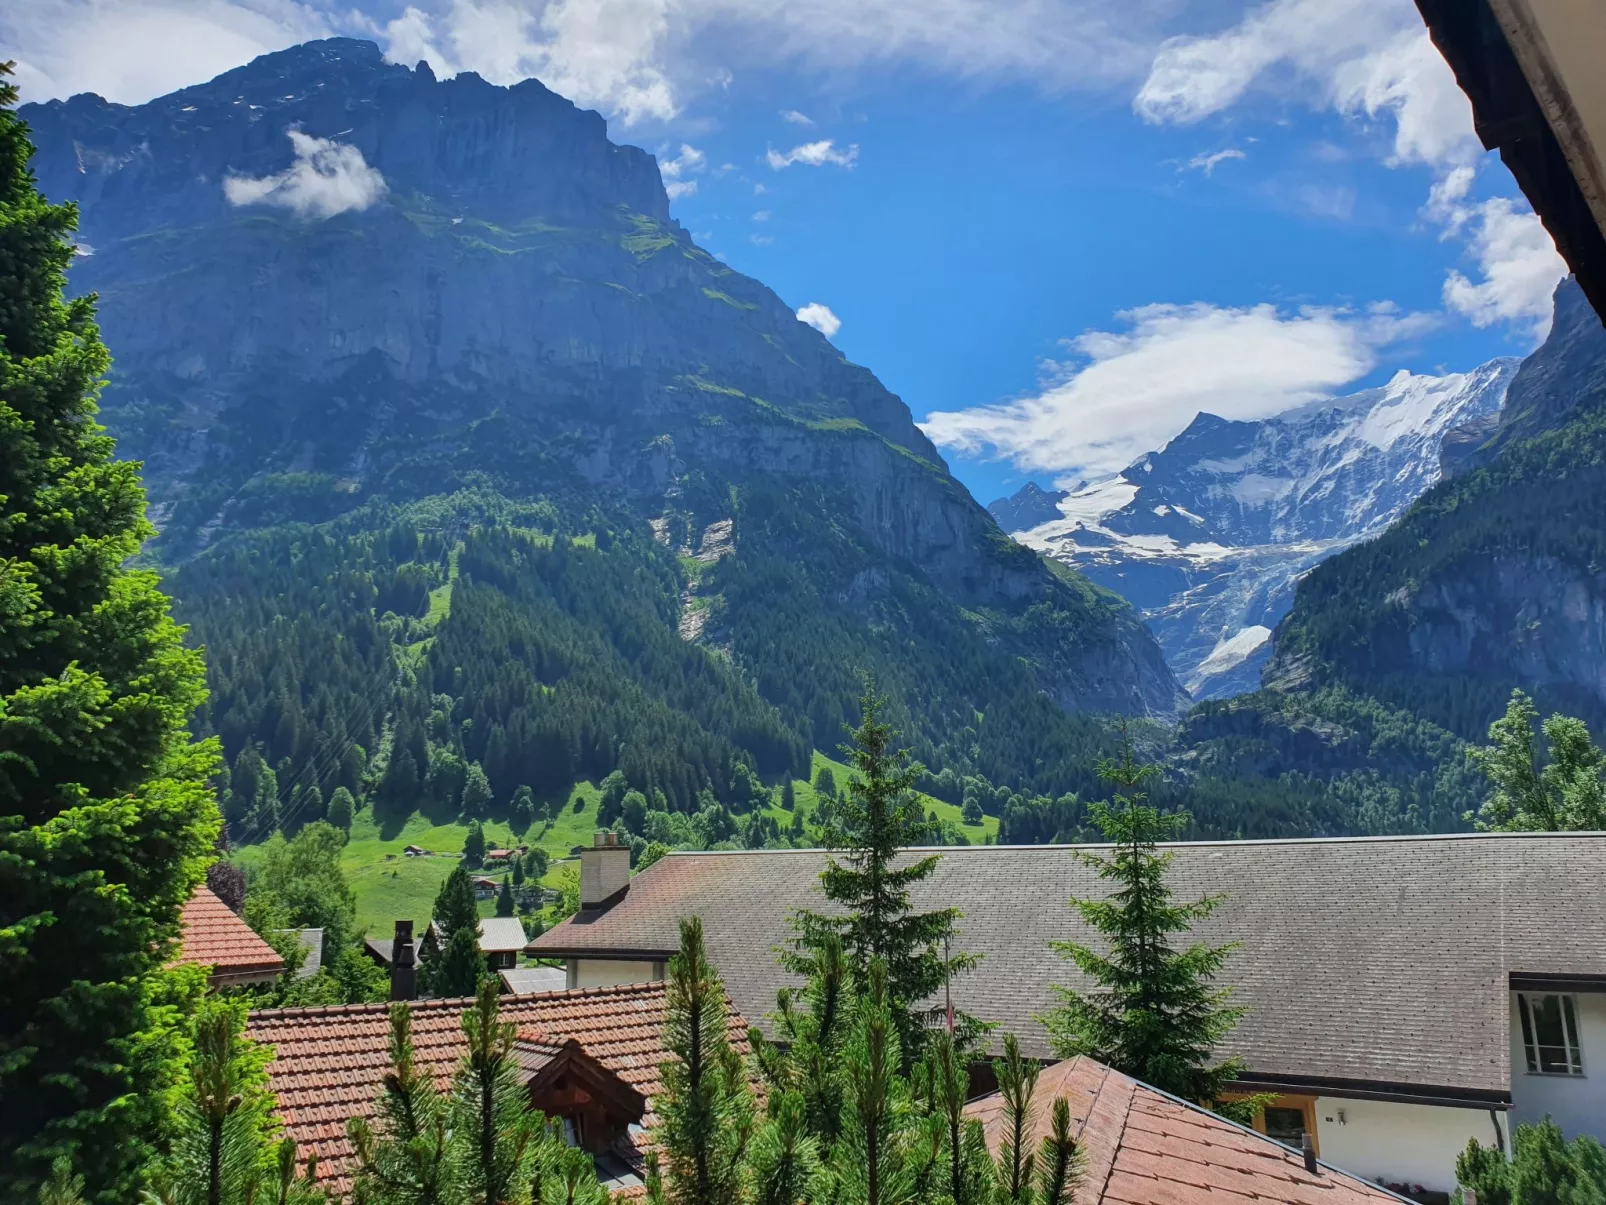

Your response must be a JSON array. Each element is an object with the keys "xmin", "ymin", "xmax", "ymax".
[
  {"xmin": 659, "ymin": 829, "xmax": 1606, "ymax": 857},
  {"xmin": 247, "ymin": 978, "xmax": 666, "ymax": 1020}
]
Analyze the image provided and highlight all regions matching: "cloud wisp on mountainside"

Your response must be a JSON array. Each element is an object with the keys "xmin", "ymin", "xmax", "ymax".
[{"xmin": 224, "ymin": 128, "xmax": 388, "ymax": 219}]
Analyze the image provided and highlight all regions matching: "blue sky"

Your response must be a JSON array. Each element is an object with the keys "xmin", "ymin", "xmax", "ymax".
[{"xmin": 7, "ymin": 0, "xmax": 1567, "ymax": 506}]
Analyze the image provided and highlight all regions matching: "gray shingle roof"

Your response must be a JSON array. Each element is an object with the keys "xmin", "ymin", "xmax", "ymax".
[
  {"xmin": 528, "ymin": 832, "xmax": 1606, "ymax": 1098},
  {"xmin": 478, "ymin": 917, "xmax": 530, "ymax": 954}
]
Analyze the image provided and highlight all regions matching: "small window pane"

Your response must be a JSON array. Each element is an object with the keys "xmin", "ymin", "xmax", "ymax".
[
  {"xmin": 1518, "ymin": 993, "xmax": 1585, "ymax": 1077},
  {"xmin": 1264, "ymin": 1107, "xmax": 1306, "ymax": 1148}
]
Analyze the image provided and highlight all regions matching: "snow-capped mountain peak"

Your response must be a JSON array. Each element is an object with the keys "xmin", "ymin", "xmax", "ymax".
[{"xmin": 987, "ymin": 357, "xmax": 1518, "ymax": 699}]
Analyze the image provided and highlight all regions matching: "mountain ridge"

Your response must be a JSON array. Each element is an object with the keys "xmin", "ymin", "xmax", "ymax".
[
  {"xmin": 20, "ymin": 39, "xmax": 1185, "ymax": 830},
  {"xmin": 989, "ymin": 358, "xmax": 1517, "ymax": 698}
]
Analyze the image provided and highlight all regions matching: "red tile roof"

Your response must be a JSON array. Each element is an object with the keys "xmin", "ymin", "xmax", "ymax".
[
  {"xmin": 245, "ymin": 982, "xmax": 750, "ymax": 1196},
  {"xmin": 177, "ymin": 885, "xmax": 286, "ymax": 983},
  {"xmin": 965, "ymin": 1056, "xmax": 1404, "ymax": 1205}
]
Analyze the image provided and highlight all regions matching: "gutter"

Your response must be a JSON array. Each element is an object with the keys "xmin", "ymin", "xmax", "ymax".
[{"xmin": 1231, "ymin": 1071, "xmax": 1511, "ymax": 1111}]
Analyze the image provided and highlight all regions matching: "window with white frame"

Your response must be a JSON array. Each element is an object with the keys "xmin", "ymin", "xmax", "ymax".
[{"xmin": 1517, "ymin": 992, "xmax": 1585, "ymax": 1076}]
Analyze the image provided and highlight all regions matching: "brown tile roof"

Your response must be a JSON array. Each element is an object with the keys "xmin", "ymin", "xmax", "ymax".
[
  {"xmin": 965, "ymin": 1056, "xmax": 1404, "ymax": 1205},
  {"xmin": 178, "ymin": 885, "xmax": 286, "ymax": 983},
  {"xmin": 528, "ymin": 832, "xmax": 1606, "ymax": 1098},
  {"xmin": 244, "ymin": 982, "xmax": 751, "ymax": 1196}
]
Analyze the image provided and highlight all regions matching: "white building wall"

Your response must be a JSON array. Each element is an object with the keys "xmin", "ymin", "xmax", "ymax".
[
  {"xmin": 568, "ymin": 958, "xmax": 664, "ymax": 990},
  {"xmin": 1509, "ymin": 990, "xmax": 1606, "ymax": 1141},
  {"xmin": 1314, "ymin": 1097, "xmax": 1504, "ymax": 1195}
]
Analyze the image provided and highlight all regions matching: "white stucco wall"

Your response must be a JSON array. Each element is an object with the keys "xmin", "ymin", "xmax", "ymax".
[
  {"xmin": 1314, "ymin": 1097, "xmax": 1503, "ymax": 1194},
  {"xmin": 1509, "ymin": 990, "xmax": 1606, "ymax": 1141},
  {"xmin": 568, "ymin": 958, "xmax": 664, "ymax": 990}
]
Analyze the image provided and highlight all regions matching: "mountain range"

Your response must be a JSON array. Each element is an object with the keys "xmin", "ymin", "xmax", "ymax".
[
  {"xmin": 22, "ymin": 38, "xmax": 1182, "ymax": 832},
  {"xmin": 989, "ymin": 359, "xmax": 1517, "ymax": 698}
]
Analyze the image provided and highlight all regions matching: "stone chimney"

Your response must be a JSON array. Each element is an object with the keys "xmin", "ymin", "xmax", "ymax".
[
  {"xmin": 580, "ymin": 831, "xmax": 630, "ymax": 911},
  {"xmin": 390, "ymin": 919, "xmax": 416, "ymax": 1001}
]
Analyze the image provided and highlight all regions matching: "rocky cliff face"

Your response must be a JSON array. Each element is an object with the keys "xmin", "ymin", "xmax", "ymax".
[
  {"xmin": 23, "ymin": 38, "xmax": 1184, "ymax": 719},
  {"xmin": 1266, "ymin": 280, "xmax": 1606, "ymax": 737},
  {"xmin": 989, "ymin": 361, "xmax": 1514, "ymax": 699}
]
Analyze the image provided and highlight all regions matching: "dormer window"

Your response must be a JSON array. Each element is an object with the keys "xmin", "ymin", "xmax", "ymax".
[{"xmin": 1517, "ymin": 992, "xmax": 1585, "ymax": 1076}]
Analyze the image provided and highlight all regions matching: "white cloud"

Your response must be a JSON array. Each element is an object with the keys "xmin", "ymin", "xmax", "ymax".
[
  {"xmin": 657, "ymin": 143, "xmax": 705, "ymax": 199},
  {"xmin": 659, "ymin": 143, "xmax": 707, "ymax": 178},
  {"xmin": 1135, "ymin": 0, "xmax": 1478, "ymax": 171},
  {"xmin": 224, "ymin": 128, "xmax": 388, "ymax": 219},
  {"xmin": 780, "ymin": 108, "xmax": 814, "ymax": 125},
  {"xmin": 1427, "ymin": 168, "xmax": 1565, "ymax": 338},
  {"xmin": 372, "ymin": 0, "xmax": 1173, "ymax": 125},
  {"xmin": 920, "ymin": 300, "xmax": 1433, "ymax": 481},
  {"xmin": 751, "ymin": 209, "xmax": 770, "ymax": 221},
  {"xmin": 5, "ymin": 0, "xmax": 329, "ymax": 105},
  {"xmin": 379, "ymin": 0, "xmax": 675, "ymax": 124},
  {"xmin": 796, "ymin": 301, "xmax": 841, "ymax": 337},
  {"xmin": 750, "ymin": 232, "xmax": 774, "ymax": 245},
  {"xmin": 766, "ymin": 139, "xmax": 858, "ymax": 169},
  {"xmin": 1182, "ymin": 147, "xmax": 1245, "ymax": 175}
]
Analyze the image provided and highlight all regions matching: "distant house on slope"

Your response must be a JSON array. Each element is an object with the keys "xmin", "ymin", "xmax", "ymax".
[
  {"xmin": 177, "ymin": 884, "xmax": 285, "ymax": 989},
  {"xmin": 529, "ymin": 831, "xmax": 1606, "ymax": 1197}
]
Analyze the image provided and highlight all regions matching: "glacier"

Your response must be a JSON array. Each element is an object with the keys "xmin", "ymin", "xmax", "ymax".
[{"xmin": 989, "ymin": 358, "xmax": 1519, "ymax": 699}]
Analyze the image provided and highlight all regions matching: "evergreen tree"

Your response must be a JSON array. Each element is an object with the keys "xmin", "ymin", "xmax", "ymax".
[
  {"xmin": 791, "ymin": 682, "xmax": 976, "ymax": 1064},
  {"xmin": 460, "ymin": 763, "xmax": 493, "ymax": 820},
  {"xmin": 653, "ymin": 917, "xmax": 754, "ymax": 1205},
  {"xmin": 781, "ymin": 779, "xmax": 796, "ymax": 811},
  {"xmin": 433, "ymin": 868, "xmax": 480, "ymax": 940},
  {"xmin": 0, "ymin": 63, "xmax": 220, "ymax": 1199},
  {"xmin": 1471, "ymin": 690, "xmax": 1606, "ymax": 831},
  {"xmin": 511, "ymin": 859, "xmax": 525, "ymax": 888},
  {"xmin": 38, "ymin": 1160, "xmax": 86, "ymax": 1205},
  {"xmin": 752, "ymin": 933, "xmax": 851, "ymax": 1164},
  {"xmin": 823, "ymin": 961, "xmax": 936, "ymax": 1205},
  {"xmin": 746, "ymin": 1092, "xmax": 821, "ymax": 1205},
  {"xmin": 462, "ymin": 821, "xmax": 487, "ymax": 867},
  {"xmin": 450, "ymin": 980, "xmax": 541, "ymax": 1205},
  {"xmin": 496, "ymin": 876, "xmax": 515, "ymax": 918},
  {"xmin": 922, "ymin": 1031, "xmax": 993, "ymax": 1205},
  {"xmin": 992, "ymin": 1034, "xmax": 1039, "ymax": 1204},
  {"xmin": 1456, "ymin": 1119, "xmax": 1606, "ymax": 1205},
  {"xmin": 814, "ymin": 768, "xmax": 837, "ymax": 800},
  {"xmin": 434, "ymin": 928, "xmax": 484, "ymax": 999},
  {"xmin": 1033, "ymin": 1099, "xmax": 1080, "ymax": 1205},
  {"xmin": 326, "ymin": 786, "xmax": 356, "ymax": 831},
  {"xmin": 1042, "ymin": 736, "xmax": 1245, "ymax": 1108},
  {"xmin": 146, "ymin": 997, "xmax": 323, "ymax": 1205}
]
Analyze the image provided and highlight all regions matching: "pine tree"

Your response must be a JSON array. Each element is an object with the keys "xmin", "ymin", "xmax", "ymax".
[
  {"xmin": 1456, "ymin": 1119, "xmax": 1606, "ymax": 1205},
  {"xmin": 1043, "ymin": 735, "xmax": 1245, "ymax": 1107},
  {"xmin": 450, "ymin": 980, "xmax": 541, "ymax": 1205},
  {"xmin": 349, "ymin": 1005, "xmax": 451, "ymax": 1205},
  {"xmin": 992, "ymin": 1033, "xmax": 1039, "ymax": 1204},
  {"xmin": 747, "ymin": 1092, "xmax": 821, "ymax": 1205},
  {"xmin": 0, "ymin": 63, "xmax": 220, "ymax": 1199},
  {"xmin": 781, "ymin": 779, "xmax": 796, "ymax": 811},
  {"xmin": 435, "ymin": 928, "xmax": 484, "ymax": 999},
  {"xmin": 496, "ymin": 876, "xmax": 515, "ymax": 918},
  {"xmin": 654, "ymin": 918, "xmax": 753, "ymax": 1205},
  {"xmin": 1033, "ymin": 1099, "xmax": 1081, "ymax": 1205},
  {"xmin": 791, "ymin": 682, "xmax": 976, "ymax": 1064},
  {"xmin": 432, "ymin": 867, "xmax": 480, "ymax": 937},
  {"xmin": 922, "ymin": 1031, "xmax": 993, "ymax": 1205},
  {"xmin": 823, "ymin": 961, "xmax": 936, "ymax": 1205},
  {"xmin": 144, "ymin": 997, "xmax": 322, "ymax": 1205}
]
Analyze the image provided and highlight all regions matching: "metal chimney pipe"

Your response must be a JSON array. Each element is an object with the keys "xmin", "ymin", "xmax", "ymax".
[
  {"xmin": 1301, "ymin": 1132, "xmax": 1318, "ymax": 1175},
  {"xmin": 390, "ymin": 919, "xmax": 417, "ymax": 1001}
]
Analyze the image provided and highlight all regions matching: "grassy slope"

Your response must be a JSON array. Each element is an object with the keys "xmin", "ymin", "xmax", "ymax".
[{"xmin": 315, "ymin": 749, "xmax": 995, "ymax": 939}]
